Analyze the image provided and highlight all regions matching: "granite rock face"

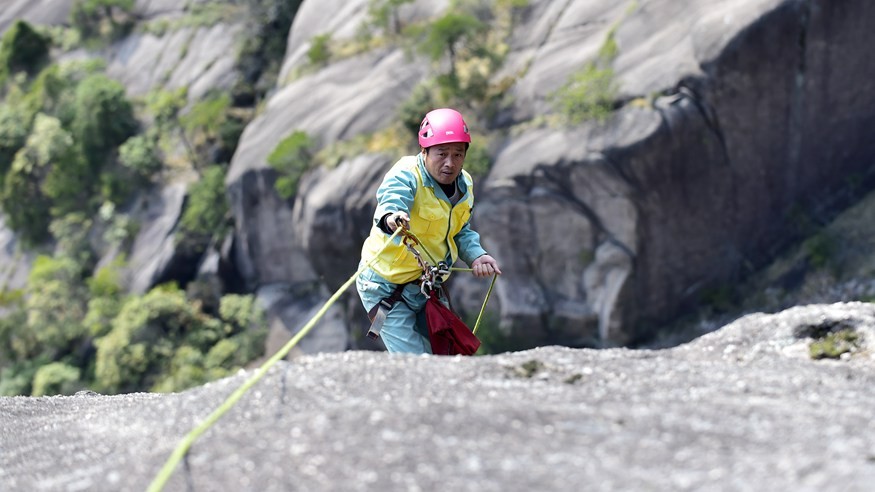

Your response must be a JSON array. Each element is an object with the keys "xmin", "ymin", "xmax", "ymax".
[
  {"xmin": 0, "ymin": 0, "xmax": 73, "ymax": 34},
  {"xmin": 1, "ymin": 302, "xmax": 874, "ymax": 491},
  {"xmin": 227, "ymin": 0, "xmax": 875, "ymax": 349},
  {"xmin": 4, "ymin": 0, "xmax": 875, "ymax": 351}
]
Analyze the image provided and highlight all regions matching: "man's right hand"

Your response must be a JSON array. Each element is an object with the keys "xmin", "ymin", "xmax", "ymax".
[{"xmin": 385, "ymin": 211, "xmax": 410, "ymax": 233}]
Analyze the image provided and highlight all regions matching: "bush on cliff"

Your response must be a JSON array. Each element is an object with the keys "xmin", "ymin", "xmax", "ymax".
[
  {"xmin": 70, "ymin": 0, "xmax": 135, "ymax": 42},
  {"xmin": 94, "ymin": 286, "xmax": 265, "ymax": 394},
  {"xmin": 0, "ymin": 261, "xmax": 266, "ymax": 396},
  {"xmin": 267, "ymin": 130, "xmax": 314, "ymax": 199},
  {"xmin": 176, "ymin": 165, "xmax": 231, "ymax": 256},
  {"xmin": 0, "ymin": 20, "xmax": 50, "ymax": 85}
]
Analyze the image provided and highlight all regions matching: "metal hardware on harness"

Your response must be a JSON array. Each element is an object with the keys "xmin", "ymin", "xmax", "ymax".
[
  {"xmin": 420, "ymin": 260, "xmax": 449, "ymax": 297},
  {"xmin": 398, "ymin": 230, "xmax": 448, "ymax": 298},
  {"xmin": 366, "ymin": 228, "xmax": 448, "ymax": 340}
]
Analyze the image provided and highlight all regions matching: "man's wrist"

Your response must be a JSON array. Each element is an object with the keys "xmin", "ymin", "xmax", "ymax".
[{"xmin": 377, "ymin": 213, "xmax": 393, "ymax": 234}]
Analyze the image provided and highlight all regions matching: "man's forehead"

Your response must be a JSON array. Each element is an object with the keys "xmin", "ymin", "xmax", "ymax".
[{"xmin": 432, "ymin": 143, "xmax": 467, "ymax": 151}]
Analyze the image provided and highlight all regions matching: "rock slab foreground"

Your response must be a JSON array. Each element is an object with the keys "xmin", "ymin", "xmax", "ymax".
[{"xmin": 1, "ymin": 302, "xmax": 874, "ymax": 491}]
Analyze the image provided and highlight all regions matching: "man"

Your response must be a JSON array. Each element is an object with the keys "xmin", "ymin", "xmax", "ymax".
[{"xmin": 356, "ymin": 108, "xmax": 501, "ymax": 354}]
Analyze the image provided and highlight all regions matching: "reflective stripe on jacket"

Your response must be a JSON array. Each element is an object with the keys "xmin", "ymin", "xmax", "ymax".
[{"xmin": 361, "ymin": 154, "xmax": 486, "ymax": 284}]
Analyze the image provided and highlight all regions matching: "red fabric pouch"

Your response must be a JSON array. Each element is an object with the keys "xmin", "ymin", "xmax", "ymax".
[{"xmin": 425, "ymin": 290, "xmax": 481, "ymax": 356}]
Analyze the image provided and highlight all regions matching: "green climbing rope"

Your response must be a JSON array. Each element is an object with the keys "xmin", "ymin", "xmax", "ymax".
[
  {"xmin": 147, "ymin": 228, "xmax": 403, "ymax": 492},
  {"xmin": 147, "ymin": 226, "xmax": 499, "ymax": 491},
  {"xmin": 473, "ymin": 273, "xmax": 498, "ymax": 336},
  {"xmin": 449, "ymin": 267, "xmax": 498, "ymax": 336}
]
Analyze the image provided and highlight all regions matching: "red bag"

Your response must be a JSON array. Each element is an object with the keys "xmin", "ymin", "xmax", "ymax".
[{"xmin": 425, "ymin": 290, "xmax": 481, "ymax": 356}]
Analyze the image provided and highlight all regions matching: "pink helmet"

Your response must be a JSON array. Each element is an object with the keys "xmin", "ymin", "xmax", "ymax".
[{"xmin": 418, "ymin": 108, "xmax": 471, "ymax": 148}]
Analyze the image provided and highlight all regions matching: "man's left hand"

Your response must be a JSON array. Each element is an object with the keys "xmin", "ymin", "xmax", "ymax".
[{"xmin": 471, "ymin": 255, "xmax": 502, "ymax": 278}]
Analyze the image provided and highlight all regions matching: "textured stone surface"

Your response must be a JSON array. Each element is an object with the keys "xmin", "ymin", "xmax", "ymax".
[
  {"xmin": 479, "ymin": 0, "xmax": 875, "ymax": 344},
  {"xmin": 225, "ymin": 0, "xmax": 875, "ymax": 349},
  {"xmin": 6, "ymin": 0, "xmax": 875, "ymax": 352},
  {"xmin": 2, "ymin": 302, "xmax": 874, "ymax": 491},
  {"xmin": 105, "ymin": 22, "xmax": 243, "ymax": 102},
  {"xmin": 123, "ymin": 183, "xmax": 188, "ymax": 294},
  {"xmin": 0, "ymin": 216, "xmax": 34, "ymax": 294},
  {"xmin": 276, "ymin": 0, "xmax": 448, "ymax": 83},
  {"xmin": 0, "ymin": 0, "xmax": 72, "ymax": 35}
]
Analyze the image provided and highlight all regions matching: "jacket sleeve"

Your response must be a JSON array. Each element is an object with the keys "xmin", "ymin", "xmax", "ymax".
[
  {"xmin": 454, "ymin": 171, "xmax": 487, "ymax": 265},
  {"xmin": 455, "ymin": 221, "xmax": 487, "ymax": 266},
  {"xmin": 373, "ymin": 160, "xmax": 417, "ymax": 231}
]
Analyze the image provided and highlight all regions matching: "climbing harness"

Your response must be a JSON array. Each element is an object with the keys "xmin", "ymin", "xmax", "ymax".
[
  {"xmin": 394, "ymin": 225, "xmax": 498, "ymax": 336},
  {"xmin": 365, "ymin": 282, "xmax": 405, "ymax": 340},
  {"xmin": 365, "ymin": 221, "xmax": 449, "ymax": 339},
  {"xmin": 365, "ymin": 225, "xmax": 491, "ymax": 356},
  {"xmin": 147, "ymin": 225, "xmax": 498, "ymax": 491},
  {"xmin": 365, "ymin": 224, "xmax": 454, "ymax": 340}
]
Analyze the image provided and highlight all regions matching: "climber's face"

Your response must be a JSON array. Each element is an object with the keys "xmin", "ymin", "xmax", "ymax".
[{"xmin": 423, "ymin": 142, "xmax": 467, "ymax": 185}]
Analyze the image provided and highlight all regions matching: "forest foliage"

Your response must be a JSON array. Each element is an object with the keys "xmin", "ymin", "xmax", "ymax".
[{"xmin": 0, "ymin": 1, "xmax": 275, "ymax": 396}]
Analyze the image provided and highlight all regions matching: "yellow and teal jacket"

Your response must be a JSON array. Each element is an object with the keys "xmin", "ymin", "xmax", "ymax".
[{"xmin": 361, "ymin": 154, "xmax": 487, "ymax": 284}]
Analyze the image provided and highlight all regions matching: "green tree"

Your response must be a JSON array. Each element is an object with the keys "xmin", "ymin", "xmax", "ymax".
[
  {"xmin": 418, "ymin": 12, "xmax": 484, "ymax": 88},
  {"xmin": 0, "ymin": 254, "xmax": 91, "ymax": 396},
  {"xmin": 551, "ymin": 64, "xmax": 617, "ymax": 124},
  {"xmin": 267, "ymin": 130, "xmax": 313, "ymax": 199},
  {"xmin": 366, "ymin": 0, "xmax": 415, "ymax": 36},
  {"xmin": 0, "ymin": 102, "xmax": 33, "ymax": 183},
  {"xmin": 0, "ymin": 298, "xmax": 28, "ymax": 363},
  {"xmin": 1, "ymin": 114, "xmax": 83, "ymax": 244},
  {"xmin": 0, "ymin": 20, "xmax": 50, "ymax": 84},
  {"xmin": 118, "ymin": 133, "xmax": 161, "ymax": 180},
  {"xmin": 25, "ymin": 65, "xmax": 71, "ymax": 120},
  {"xmin": 179, "ymin": 92, "xmax": 234, "ymax": 171},
  {"xmin": 146, "ymin": 87, "xmax": 187, "ymax": 129},
  {"xmin": 462, "ymin": 141, "xmax": 491, "ymax": 179},
  {"xmin": 21, "ymin": 61, "xmax": 106, "ymax": 129},
  {"xmin": 151, "ymin": 345, "xmax": 207, "ymax": 392},
  {"xmin": 70, "ymin": 0, "xmax": 135, "ymax": 41},
  {"xmin": 0, "ymin": 357, "xmax": 47, "ymax": 396},
  {"xmin": 49, "ymin": 212, "xmax": 94, "ymax": 265},
  {"xmin": 307, "ymin": 33, "xmax": 332, "ymax": 66},
  {"xmin": 398, "ymin": 81, "xmax": 439, "ymax": 138},
  {"xmin": 1, "ymin": 261, "xmax": 266, "ymax": 395},
  {"xmin": 1, "ymin": 158, "xmax": 52, "ymax": 244},
  {"xmin": 31, "ymin": 362, "xmax": 82, "ymax": 396},
  {"xmin": 145, "ymin": 88, "xmax": 200, "ymax": 168},
  {"xmin": 83, "ymin": 256, "xmax": 127, "ymax": 338},
  {"xmin": 0, "ymin": 62, "xmax": 141, "ymax": 242},
  {"xmin": 72, "ymin": 73, "xmax": 137, "ymax": 165},
  {"xmin": 94, "ymin": 285, "xmax": 266, "ymax": 394},
  {"xmin": 152, "ymin": 294, "xmax": 267, "ymax": 393},
  {"xmin": 180, "ymin": 93, "xmax": 230, "ymax": 143},
  {"xmin": 34, "ymin": 116, "xmax": 92, "ymax": 217},
  {"xmin": 176, "ymin": 165, "xmax": 230, "ymax": 255},
  {"xmin": 94, "ymin": 285, "xmax": 214, "ymax": 393},
  {"xmin": 551, "ymin": 24, "xmax": 620, "ymax": 123},
  {"xmin": 24, "ymin": 255, "xmax": 89, "ymax": 359}
]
